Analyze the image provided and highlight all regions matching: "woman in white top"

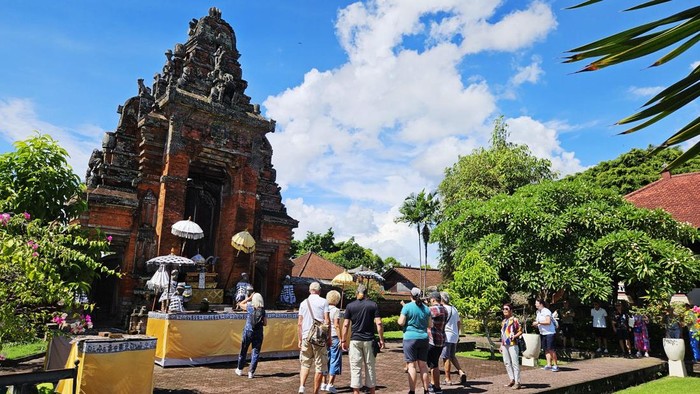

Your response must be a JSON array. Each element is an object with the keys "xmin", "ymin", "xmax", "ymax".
[
  {"xmin": 439, "ymin": 292, "xmax": 467, "ymax": 386},
  {"xmin": 322, "ymin": 290, "xmax": 342, "ymax": 393},
  {"xmin": 533, "ymin": 299, "xmax": 559, "ymax": 372}
]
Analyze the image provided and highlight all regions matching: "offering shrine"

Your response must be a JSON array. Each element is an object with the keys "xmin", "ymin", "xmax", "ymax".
[{"xmin": 80, "ymin": 8, "xmax": 298, "ymax": 319}]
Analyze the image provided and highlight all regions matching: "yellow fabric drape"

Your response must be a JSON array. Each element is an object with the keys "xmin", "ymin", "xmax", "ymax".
[
  {"xmin": 56, "ymin": 341, "xmax": 155, "ymax": 394},
  {"xmin": 146, "ymin": 313, "xmax": 298, "ymax": 366}
]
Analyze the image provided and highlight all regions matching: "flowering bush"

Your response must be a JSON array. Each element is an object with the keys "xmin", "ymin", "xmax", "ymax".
[
  {"xmin": 52, "ymin": 312, "xmax": 93, "ymax": 335},
  {"xmin": 690, "ymin": 306, "xmax": 700, "ymax": 341}
]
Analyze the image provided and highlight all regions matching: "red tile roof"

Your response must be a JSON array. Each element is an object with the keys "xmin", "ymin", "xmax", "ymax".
[
  {"xmin": 291, "ymin": 252, "xmax": 345, "ymax": 281},
  {"xmin": 383, "ymin": 266, "xmax": 443, "ymax": 292},
  {"xmin": 625, "ymin": 171, "xmax": 700, "ymax": 228}
]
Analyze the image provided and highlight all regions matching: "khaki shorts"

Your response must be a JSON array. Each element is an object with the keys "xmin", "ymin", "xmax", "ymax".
[{"xmin": 300, "ymin": 339, "xmax": 328, "ymax": 373}]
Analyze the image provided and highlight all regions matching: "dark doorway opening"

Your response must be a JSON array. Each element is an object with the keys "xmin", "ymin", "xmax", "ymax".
[{"xmin": 183, "ymin": 165, "xmax": 225, "ymax": 259}]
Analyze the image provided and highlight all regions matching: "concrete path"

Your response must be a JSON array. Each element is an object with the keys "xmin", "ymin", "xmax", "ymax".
[{"xmin": 152, "ymin": 341, "xmax": 668, "ymax": 394}]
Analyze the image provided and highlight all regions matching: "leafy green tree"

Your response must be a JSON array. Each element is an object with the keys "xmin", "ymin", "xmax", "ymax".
[
  {"xmin": 291, "ymin": 228, "xmax": 338, "ymax": 257},
  {"xmin": 323, "ymin": 237, "xmax": 384, "ymax": 272},
  {"xmin": 383, "ymin": 256, "xmax": 402, "ymax": 270},
  {"xmin": 449, "ymin": 251, "xmax": 506, "ymax": 358},
  {"xmin": 566, "ymin": 1, "xmax": 700, "ymax": 169},
  {"xmin": 438, "ymin": 117, "xmax": 556, "ymax": 206},
  {"xmin": 567, "ymin": 146, "xmax": 700, "ymax": 195},
  {"xmin": 436, "ymin": 117, "xmax": 556, "ymax": 278},
  {"xmin": 0, "ymin": 133, "xmax": 86, "ymax": 223},
  {"xmin": 433, "ymin": 180, "xmax": 700, "ymax": 307},
  {"xmin": 0, "ymin": 213, "xmax": 115, "ymax": 343}
]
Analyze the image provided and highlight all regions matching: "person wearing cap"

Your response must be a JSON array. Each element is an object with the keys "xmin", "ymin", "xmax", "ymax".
[
  {"xmin": 297, "ymin": 282, "xmax": 330, "ymax": 394},
  {"xmin": 427, "ymin": 292, "xmax": 447, "ymax": 394},
  {"xmin": 341, "ymin": 284, "xmax": 384, "ymax": 394},
  {"xmin": 398, "ymin": 287, "xmax": 431, "ymax": 394},
  {"xmin": 439, "ymin": 291, "xmax": 467, "ymax": 386}
]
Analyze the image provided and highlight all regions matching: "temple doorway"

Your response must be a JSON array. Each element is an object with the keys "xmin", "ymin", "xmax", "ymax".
[{"xmin": 183, "ymin": 165, "xmax": 225, "ymax": 259}]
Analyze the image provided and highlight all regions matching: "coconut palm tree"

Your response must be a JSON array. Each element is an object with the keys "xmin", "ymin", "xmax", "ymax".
[
  {"xmin": 396, "ymin": 189, "xmax": 439, "ymax": 291},
  {"xmin": 566, "ymin": 1, "xmax": 700, "ymax": 170}
]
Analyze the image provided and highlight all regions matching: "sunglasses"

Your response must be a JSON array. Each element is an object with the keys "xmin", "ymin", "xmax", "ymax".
[{"xmin": 503, "ymin": 308, "xmax": 510, "ymax": 311}]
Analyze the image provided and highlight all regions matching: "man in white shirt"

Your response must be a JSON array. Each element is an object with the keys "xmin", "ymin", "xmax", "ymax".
[
  {"xmin": 591, "ymin": 301, "xmax": 609, "ymax": 353},
  {"xmin": 297, "ymin": 282, "xmax": 330, "ymax": 394},
  {"xmin": 440, "ymin": 292, "xmax": 467, "ymax": 386}
]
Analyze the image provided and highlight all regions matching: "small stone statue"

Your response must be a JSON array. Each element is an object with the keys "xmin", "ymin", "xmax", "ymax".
[
  {"xmin": 159, "ymin": 269, "xmax": 178, "ymax": 311},
  {"xmin": 188, "ymin": 18, "xmax": 198, "ymax": 36},
  {"xmin": 279, "ymin": 275, "xmax": 296, "ymax": 308},
  {"xmin": 168, "ymin": 284, "xmax": 185, "ymax": 313},
  {"xmin": 234, "ymin": 273, "xmax": 250, "ymax": 307},
  {"xmin": 199, "ymin": 298, "xmax": 210, "ymax": 313}
]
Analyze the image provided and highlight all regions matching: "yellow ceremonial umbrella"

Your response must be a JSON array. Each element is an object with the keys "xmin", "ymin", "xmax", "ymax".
[
  {"xmin": 231, "ymin": 230, "xmax": 256, "ymax": 255},
  {"xmin": 332, "ymin": 270, "xmax": 355, "ymax": 309},
  {"xmin": 226, "ymin": 230, "xmax": 257, "ymax": 290}
]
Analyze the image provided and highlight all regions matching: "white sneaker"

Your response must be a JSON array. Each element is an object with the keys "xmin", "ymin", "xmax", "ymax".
[
  {"xmin": 234, "ymin": 368, "xmax": 243, "ymax": 376},
  {"xmin": 603, "ymin": 349, "xmax": 609, "ymax": 354},
  {"xmin": 327, "ymin": 385, "xmax": 337, "ymax": 394},
  {"xmin": 636, "ymin": 351, "xmax": 642, "ymax": 358},
  {"xmin": 248, "ymin": 371, "xmax": 254, "ymax": 379},
  {"xmin": 298, "ymin": 387, "xmax": 305, "ymax": 393},
  {"xmin": 320, "ymin": 383, "xmax": 328, "ymax": 391},
  {"xmin": 644, "ymin": 352, "xmax": 650, "ymax": 357},
  {"xmin": 596, "ymin": 348, "xmax": 602, "ymax": 352}
]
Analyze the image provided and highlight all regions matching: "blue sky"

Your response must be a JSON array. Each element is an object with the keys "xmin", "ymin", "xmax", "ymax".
[{"xmin": 1, "ymin": 1, "xmax": 698, "ymax": 266}]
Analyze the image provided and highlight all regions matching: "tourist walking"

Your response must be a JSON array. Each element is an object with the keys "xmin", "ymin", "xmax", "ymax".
[
  {"xmin": 632, "ymin": 313, "xmax": 650, "ymax": 357},
  {"xmin": 500, "ymin": 303, "xmax": 523, "ymax": 389},
  {"xmin": 297, "ymin": 282, "xmax": 331, "ymax": 394},
  {"xmin": 341, "ymin": 284, "xmax": 384, "ymax": 394},
  {"xmin": 235, "ymin": 292, "xmax": 267, "ymax": 378},
  {"xmin": 398, "ymin": 287, "xmax": 431, "ymax": 394},
  {"xmin": 439, "ymin": 291, "xmax": 467, "ymax": 386},
  {"xmin": 427, "ymin": 292, "xmax": 447, "ymax": 394},
  {"xmin": 322, "ymin": 290, "xmax": 342, "ymax": 393},
  {"xmin": 612, "ymin": 303, "xmax": 633, "ymax": 357},
  {"xmin": 533, "ymin": 299, "xmax": 559, "ymax": 372},
  {"xmin": 559, "ymin": 300, "xmax": 576, "ymax": 349},
  {"xmin": 591, "ymin": 301, "xmax": 609, "ymax": 353}
]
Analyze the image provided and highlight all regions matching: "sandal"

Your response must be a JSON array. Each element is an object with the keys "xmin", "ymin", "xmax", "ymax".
[
  {"xmin": 443, "ymin": 381, "xmax": 454, "ymax": 386},
  {"xmin": 505, "ymin": 380, "xmax": 515, "ymax": 387}
]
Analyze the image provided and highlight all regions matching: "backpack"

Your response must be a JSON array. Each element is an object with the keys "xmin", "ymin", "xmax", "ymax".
[
  {"xmin": 305, "ymin": 299, "xmax": 329, "ymax": 347},
  {"xmin": 252, "ymin": 307, "xmax": 265, "ymax": 329}
]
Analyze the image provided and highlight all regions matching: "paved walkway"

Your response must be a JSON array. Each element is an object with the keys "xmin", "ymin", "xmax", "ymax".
[{"xmin": 152, "ymin": 341, "xmax": 667, "ymax": 394}]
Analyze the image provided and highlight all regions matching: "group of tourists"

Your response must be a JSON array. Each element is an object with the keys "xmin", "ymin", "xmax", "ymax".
[{"xmin": 232, "ymin": 283, "xmax": 700, "ymax": 393}]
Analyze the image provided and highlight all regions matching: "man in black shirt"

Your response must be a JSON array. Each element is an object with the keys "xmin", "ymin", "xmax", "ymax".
[{"xmin": 341, "ymin": 284, "xmax": 385, "ymax": 394}]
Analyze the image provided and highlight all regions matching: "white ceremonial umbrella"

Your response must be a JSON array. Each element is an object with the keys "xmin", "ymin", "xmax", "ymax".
[{"xmin": 171, "ymin": 218, "xmax": 204, "ymax": 240}]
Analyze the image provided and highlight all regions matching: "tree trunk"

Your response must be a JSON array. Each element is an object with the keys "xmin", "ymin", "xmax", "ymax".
[{"xmin": 483, "ymin": 316, "xmax": 497, "ymax": 359}]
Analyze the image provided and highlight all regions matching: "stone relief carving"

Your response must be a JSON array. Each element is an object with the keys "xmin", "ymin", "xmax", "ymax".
[{"xmin": 86, "ymin": 149, "xmax": 104, "ymax": 187}]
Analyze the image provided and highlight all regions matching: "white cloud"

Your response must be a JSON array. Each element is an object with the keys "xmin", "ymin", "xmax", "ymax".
[
  {"xmin": 0, "ymin": 97, "xmax": 102, "ymax": 177},
  {"xmin": 506, "ymin": 116, "xmax": 585, "ymax": 177},
  {"xmin": 628, "ymin": 86, "xmax": 664, "ymax": 98},
  {"xmin": 265, "ymin": 1, "xmax": 568, "ymax": 265}
]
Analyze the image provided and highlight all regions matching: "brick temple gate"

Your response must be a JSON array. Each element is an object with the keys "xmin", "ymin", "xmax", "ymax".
[{"xmin": 79, "ymin": 8, "xmax": 297, "ymax": 320}]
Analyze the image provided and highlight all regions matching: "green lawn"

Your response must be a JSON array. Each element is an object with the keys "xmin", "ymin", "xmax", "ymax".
[
  {"xmin": 615, "ymin": 376, "xmax": 700, "ymax": 393},
  {"xmin": 1, "ymin": 340, "xmax": 47, "ymax": 360}
]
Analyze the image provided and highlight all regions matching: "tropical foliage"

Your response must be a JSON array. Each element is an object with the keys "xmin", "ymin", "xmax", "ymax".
[
  {"xmin": 433, "ymin": 180, "xmax": 700, "ymax": 307},
  {"xmin": 438, "ymin": 117, "xmax": 555, "ymax": 206},
  {"xmin": 0, "ymin": 213, "xmax": 115, "ymax": 343},
  {"xmin": 395, "ymin": 189, "xmax": 439, "ymax": 289},
  {"xmin": 436, "ymin": 117, "xmax": 556, "ymax": 278},
  {"xmin": 566, "ymin": 145, "xmax": 700, "ymax": 195},
  {"xmin": 0, "ymin": 133, "xmax": 85, "ymax": 223},
  {"xmin": 291, "ymin": 228, "xmax": 396, "ymax": 273},
  {"xmin": 566, "ymin": 1, "xmax": 700, "ymax": 169}
]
